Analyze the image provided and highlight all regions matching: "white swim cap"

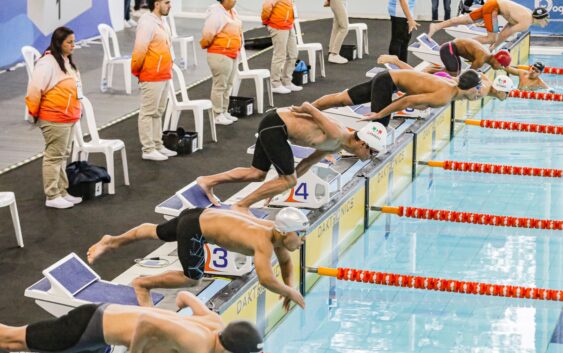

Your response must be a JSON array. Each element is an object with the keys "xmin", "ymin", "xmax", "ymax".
[
  {"xmin": 274, "ymin": 207, "xmax": 309, "ymax": 233},
  {"xmin": 492, "ymin": 75, "xmax": 514, "ymax": 93},
  {"xmin": 357, "ymin": 122, "xmax": 387, "ymax": 155}
]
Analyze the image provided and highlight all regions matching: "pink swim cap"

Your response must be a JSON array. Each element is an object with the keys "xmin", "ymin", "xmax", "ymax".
[{"xmin": 434, "ymin": 71, "xmax": 452, "ymax": 79}]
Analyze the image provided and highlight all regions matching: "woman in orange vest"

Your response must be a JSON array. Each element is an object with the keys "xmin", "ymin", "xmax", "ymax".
[
  {"xmin": 201, "ymin": 0, "xmax": 243, "ymax": 126},
  {"xmin": 25, "ymin": 27, "xmax": 83, "ymax": 209},
  {"xmin": 262, "ymin": 0, "xmax": 302, "ymax": 94}
]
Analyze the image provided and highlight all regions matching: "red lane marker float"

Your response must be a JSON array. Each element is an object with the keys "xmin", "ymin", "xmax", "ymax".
[
  {"xmin": 310, "ymin": 267, "xmax": 563, "ymax": 302},
  {"xmin": 509, "ymin": 90, "xmax": 562, "ymax": 102},
  {"xmin": 371, "ymin": 206, "xmax": 563, "ymax": 230},
  {"xmin": 423, "ymin": 160, "xmax": 562, "ymax": 178},
  {"xmin": 461, "ymin": 119, "xmax": 563, "ymax": 135}
]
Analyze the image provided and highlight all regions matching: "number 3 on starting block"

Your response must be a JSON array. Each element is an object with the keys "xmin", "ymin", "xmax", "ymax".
[{"xmin": 203, "ymin": 244, "xmax": 253, "ymax": 276}]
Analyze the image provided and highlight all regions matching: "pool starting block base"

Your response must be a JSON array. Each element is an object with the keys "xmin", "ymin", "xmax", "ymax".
[
  {"xmin": 25, "ymin": 253, "xmax": 164, "ymax": 317},
  {"xmin": 269, "ymin": 164, "xmax": 342, "ymax": 209},
  {"xmin": 408, "ymin": 33, "xmax": 443, "ymax": 66}
]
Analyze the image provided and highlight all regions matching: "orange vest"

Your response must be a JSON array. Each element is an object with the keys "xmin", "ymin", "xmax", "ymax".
[{"xmin": 262, "ymin": 0, "xmax": 295, "ymax": 30}]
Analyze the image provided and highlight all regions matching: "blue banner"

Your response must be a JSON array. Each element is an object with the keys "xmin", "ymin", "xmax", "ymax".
[
  {"xmin": 0, "ymin": 0, "xmax": 112, "ymax": 70},
  {"xmin": 515, "ymin": 0, "xmax": 563, "ymax": 34}
]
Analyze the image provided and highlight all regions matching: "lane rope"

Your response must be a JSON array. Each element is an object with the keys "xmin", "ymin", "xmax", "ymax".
[
  {"xmin": 458, "ymin": 119, "xmax": 563, "ymax": 135},
  {"xmin": 509, "ymin": 90, "xmax": 562, "ymax": 102},
  {"xmin": 517, "ymin": 65, "xmax": 563, "ymax": 75},
  {"xmin": 420, "ymin": 160, "xmax": 562, "ymax": 178},
  {"xmin": 370, "ymin": 206, "xmax": 563, "ymax": 230},
  {"xmin": 308, "ymin": 267, "xmax": 563, "ymax": 302}
]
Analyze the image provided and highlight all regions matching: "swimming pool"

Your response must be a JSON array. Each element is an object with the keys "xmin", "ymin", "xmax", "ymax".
[{"xmin": 263, "ymin": 54, "xmax": 563, "ymax": 353}]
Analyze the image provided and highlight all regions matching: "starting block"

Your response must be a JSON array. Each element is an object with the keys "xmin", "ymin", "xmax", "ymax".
[
  {"xmin": 204, "ymin": 243, "xmax": 253, "ymax": 276},
  {"xmin": 269, "ymin": 163, "xmax": 341, "ymax": 209},
  {"xmin": 25, "ymin": 253, "xmax": 164, "ymax": 317},
  {"xmin": 408, "ymin": 33, "xmax": 443, "ymax": 66}
]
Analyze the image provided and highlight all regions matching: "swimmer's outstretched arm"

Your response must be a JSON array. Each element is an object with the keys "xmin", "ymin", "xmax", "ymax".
[
  {"xmin": 295, "ymin": 150, "xmax": 329, "ymax": 178},
  {"xmin": 362, "ymin": 94, "xmax": 437, "ymax": 121},
  {"xmin": 130, "ymin": 314, "xmax": 208, "ymax": 353},
  {"xmin": 503, "ymin": 66, "xmax": 522, "ymax": 76},
  {"xmin": 176, "ymin": 291, "xmax": 216, "ymax": 317},
  {"xmin": 491, "ymin": 23, "xmax": 527, "ymax": 50}
]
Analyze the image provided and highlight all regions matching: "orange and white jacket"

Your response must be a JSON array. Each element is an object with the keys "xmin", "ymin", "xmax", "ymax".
[
  {"xmin": 261, "ymin": 0, "xmax": 294, "ymax": 30},
  {"xmin": 200, "ymin": 4, "xmax": 243, "ymax": 59},
  {"xmin": 25, "ymin": 53, "xmax": 81, "ymax": 123},
  {"xmin": 131, "ymin": 12, "xmax": 173, "ymax": 82}
]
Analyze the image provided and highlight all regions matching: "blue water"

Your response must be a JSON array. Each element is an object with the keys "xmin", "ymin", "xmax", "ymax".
[{"xmin": 263, "ymin": 54, "xmax": 563, "ymax": 353}]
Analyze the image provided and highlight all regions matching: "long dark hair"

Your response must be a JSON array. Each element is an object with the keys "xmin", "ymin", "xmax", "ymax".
[{"xmin": 44, "ymin": 27, "xmax": 77, "ymax": 74}]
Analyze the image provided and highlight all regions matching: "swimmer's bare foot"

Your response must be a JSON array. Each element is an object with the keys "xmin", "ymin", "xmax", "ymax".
[
  {"xmin": 377, "ymin": 54, "xmax": 399, "ymax": 65},
  {"xmin": 428, "ymin": 23, "xmax": 438, "ymax": 38},
  {"xmin": 196, "ymin": 176, "xmax": 221, "ymax": 206},
  {"xmin": 87, "ymin": 235, "xmax": 114, "ymax": 264},
  {"xmin": 133, "ymin": 278, "xmax": 154, "ymax": 307}
]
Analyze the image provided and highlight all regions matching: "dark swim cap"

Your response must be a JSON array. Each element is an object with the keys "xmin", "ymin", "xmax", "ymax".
[
  {"xmin": 219, "ymin": 321, "xmax": 263, "ymax": 353},
  {"xmin": 532, "ymin": 7, "xmax": 549, "ymax": 19},
  {"xmin": 458, "ymin": 69, "xmax": 482, "ymax": 90},
  {"xmin": 532, "ymin": 61, "xmax": 545, "ymax": 72}
]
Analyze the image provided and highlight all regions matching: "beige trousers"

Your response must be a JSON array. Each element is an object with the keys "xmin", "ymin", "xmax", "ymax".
[
  {"xmin": 329, "ymin": 0, "xmax": 349, "ymax": 54},
  {"xmin": 139, "ymin": 80, "xmax": 169, "ymax": 153},
  {"xmin": 39, "ymin": 120, "xmax": 74, "ymax": 200},
  {"xmin": 207, "ymin": 53, "xmax": 237, "ymax": 115},
  {"xmin": 267, "ymin": 27, "xmax": 298, "ymax": 86}
]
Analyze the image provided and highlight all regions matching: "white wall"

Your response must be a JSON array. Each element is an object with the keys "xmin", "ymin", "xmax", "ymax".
[{"xmin": 178, "ymin": 0, "xmax": 461, "ymax": 21}]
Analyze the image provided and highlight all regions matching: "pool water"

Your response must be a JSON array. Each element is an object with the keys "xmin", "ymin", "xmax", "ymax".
[{"xmin": 263, "ymin": 54, "xmax": 563, "ymax": 353}]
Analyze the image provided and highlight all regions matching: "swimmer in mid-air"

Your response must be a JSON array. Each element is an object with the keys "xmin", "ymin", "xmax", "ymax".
[
  {"xmin": 503, "ymin": 61, "xmax": 554, "ymax": 92},
  {"xmin": 428, "ymin": 0, "xmax": 549, "ymax": 49},
  {"xmin": 196, "ymin": 103, "xmax": 386, "ymax": 212},
  {"xmin": 88, "ymin": 207, "xmax": 309, "ymax": 309},
  {"xmin": 0, "ymin": 291, "xmax": 263, "ymax": 353},
  {"xmin": 312, "ymin": 69, "xmax": 483, "ymax": 123}
]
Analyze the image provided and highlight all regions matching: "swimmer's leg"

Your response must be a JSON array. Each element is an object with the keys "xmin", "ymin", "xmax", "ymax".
[
  {"xmin": 197, "ymin": 167, "xmax": 268, "ymax": 206},
  {"xmin": 234, "ymin": 173, "xmax": 297, "ymax": 209},
  {"xmin": 312, "ymin": 89, "xmax": 354, "ymax": 111},
  {"xmin": 87, "ymin": 224, "xmax": 158, "ymax": 264},
  {"xmin": 0, "ymin": 325, "xmax": 27, "ymax": 351},
  {"xmin": 428, "ymin": 14, "xmax": 473, "ymax": 37},
  {"xmin": 132, "ymin": 271, "xmax": 201, "ymax": 307}
]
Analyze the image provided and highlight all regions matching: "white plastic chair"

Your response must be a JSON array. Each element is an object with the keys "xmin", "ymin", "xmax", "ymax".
[
  {"xmin": 97, "ymin": 24, "xmax": 132, "ymax": 94},
  {"xmin": 232, "ymin": 44, "xmax": 274, "ymax": 114},
  {"xmin": 163, "ymin": 64, "xmax": 216, "ymax": 151},
  {"xmin": 21, "ymin": 46, "xmax": 42, "ymax": 122},
  {"xmin": 164, "ymin": 16, "xmax": 197, "ymax": 70},
  {"xmin": 0, "ymin": 192, "xmax": 24, "ymax": 248},
  {"xmin": 348, "ymin": 23, "xmax": 369, "ymax": 59},
  {"xmin": 293, "ymin": 5, "xmax": 325, "ymax": 82},
  {"xmin": 72, "ymin": 96, "xmax": 130, "ymax": 195}
]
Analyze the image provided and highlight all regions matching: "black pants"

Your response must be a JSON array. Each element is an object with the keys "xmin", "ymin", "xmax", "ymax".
[
  {"xmin": 124, "ymin": 0, "xmax": 131, "ymax": 20},
  {"xmin": 389, "ymin": 17, "xmax": 412, "ymax": 63},
  {"xmin": 432, "ymin": 0, "xmax": 451, "ymax": 20}
]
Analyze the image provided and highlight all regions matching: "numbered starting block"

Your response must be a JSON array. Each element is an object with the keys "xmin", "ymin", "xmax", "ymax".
[
  {"xmin": 392, "ymin": 91, "xmax": 431, "ymax": 119},
  {"xmin": 408, "ymin": 34, "xmax": 443, "ymax": 66},
  {"xmin": 204, "ymin": 244, "xmax": 253, "ymax": 276},
  {"xmin": 269, "ymin": 163, "xmax": 341, "ymax": 209},
  {"xmin": 25, "ymin": 253, "xmax": 164, "ymax": 317}
]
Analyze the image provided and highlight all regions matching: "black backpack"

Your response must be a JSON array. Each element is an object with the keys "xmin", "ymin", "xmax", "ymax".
[
  {"xmin": 66, "ymin": 161, "xmax": 111, "ymax": 186},
  {"xmin": 162, "ymin": 127, "xmax": 197, "ymax": 155}
]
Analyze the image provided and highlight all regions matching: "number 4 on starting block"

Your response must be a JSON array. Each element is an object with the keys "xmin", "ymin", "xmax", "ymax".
[{"xmin": 204, "ymin": 244, "xmax": 253, "ymax": 276}]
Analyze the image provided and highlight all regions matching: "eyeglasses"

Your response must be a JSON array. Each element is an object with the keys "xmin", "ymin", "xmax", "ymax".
[{"xmin": 474, "ymin": 83, "xmax": 482, "ymax": 91}]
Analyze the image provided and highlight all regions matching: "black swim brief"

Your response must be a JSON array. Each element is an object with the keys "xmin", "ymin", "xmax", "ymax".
[
  {"xmin": 252, "ymin": 110, "xmax": 295, "ymax": 176},
  {"xmin": 157, "ymin": 208, "xmax": 207, "ymax": 280},
  {"xmin": 26, "ymin": 303, "xmax": 109, "ymax": 353},
  {"xmin": 346, "ymin": 70, "xmax": 397, "ymax": 127},
  {"xmin": 439, "ymin": 41, "xmax": 462, "ymax": 76}
]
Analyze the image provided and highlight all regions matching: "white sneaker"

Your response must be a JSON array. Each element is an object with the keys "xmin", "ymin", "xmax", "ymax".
[
  {"xmin": 142, "ymin": 150, "xmax": 168, "ymax": 161},
  {"xmin": 284, "ymin": 83, "xmax": 303, "ymax": 92},
  {"xmin": 224, "ymin": 112, "xmax": 238, "ymax": 122},
  {"xmin": 127, "ymin": 19, "xmax": 137, "ymax": 26},
  {"xmin": 46, "ymin": 196, "xmax": 74, "ymax": 209},
  {"xmin": 328, "ymin": 53, "xmax": 349, "ymax": 64},
  {"xmin": 271, "ymin": 84, "xmax": 291, "ymax": 94},
  {"xmin": 158, "ymin": 146, "xmax": 178, "ymax": 157},
  {"xmin": 215, "ymin": 114, "xmax": 234, "ymax": 125},
  {"xmin": 63, "ymin": 194, "xmax": 83, "ymax": 205}
]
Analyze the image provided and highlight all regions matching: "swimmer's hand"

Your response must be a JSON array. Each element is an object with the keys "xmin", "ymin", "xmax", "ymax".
[
  {"xmin": 360, "ymin": 112, "xmax": 382, "ymax": 121},
  {"xmin": 377, "ymin": 54, "xmax": 400, "ymax": 65},
  {"xmin": 281, "ymin": 288, "xmax": 305, "ymax": 311},
  {"xmin": 290, "ymin": 102, "xmax": 313, "ymax": 114}
]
